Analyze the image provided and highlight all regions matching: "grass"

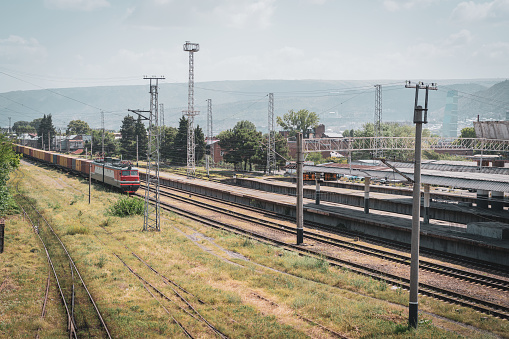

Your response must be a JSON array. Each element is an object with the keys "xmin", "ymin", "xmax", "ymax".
[
  {"xmin": 0, "ymin": 215, "xmax": 67, "ymax": 338},
  {"xmin": 4, "ymin": 162, "xmax": 508, "ymax": 338}
]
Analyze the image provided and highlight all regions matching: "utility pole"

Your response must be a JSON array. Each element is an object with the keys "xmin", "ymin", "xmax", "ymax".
[
  {"xmin": 374, "ymin": 85, "xmax": 382, "ymax": 158},
  {"xmin": 267, "ymin": 93, "xmax": 276, "ymax": 174},
  {"xmin": 8, "ymin": 117, "xmax": 11, "ymax": 134},
  {"xmin": 101, "ymin": 111, "xmax": 105, "ymax": 157},
  {"xmin": 89, "ymin": 163, "xmax": 91, "ymax": 204},
  {"xmin": 296, "ymin": 132, "xmax": 304, "ymax": 245},
  {"xmin": 48, "ymin": 131, "xmax": 51, "ymax": 152},
  {"xmin": 136, "ymin": 134, "xmax": 139, "ymax": 167},
  {"xmin": 405, "ymin": 80, "xmax": 437, "ymax": 328},
  {"xmin": 183, "ymin": 41, "xmax": 200, "ymax": 178},
  {"xmin": 206, "ymin": 99, "xmax": 212, "ymax": 177}
]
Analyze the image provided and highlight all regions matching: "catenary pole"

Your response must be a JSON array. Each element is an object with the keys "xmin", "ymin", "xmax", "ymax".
[
  {"xmin": 405, "ymin": 81, "xmax": 437, "ymax": 328},
  {"xmin": 296, "ymin": 132, "xmax": 304, "ymax": 245}
]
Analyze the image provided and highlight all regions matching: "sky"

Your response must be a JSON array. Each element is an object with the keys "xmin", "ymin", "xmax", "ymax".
[{"xmin": 0, "ymin": 0, "xmax": 508, "ymax": 94}]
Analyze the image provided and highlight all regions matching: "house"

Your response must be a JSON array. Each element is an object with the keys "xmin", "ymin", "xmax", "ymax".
[
  {"xmin": 52, "ymin": 135, "xmax": 92, "ymax": 152},
  {"xmin": 18, "ymin": 133, "xmax": 39, "ymax": 148},
  {"xmin": 207, "ymin": 139, "xmax": 223, "ymax": 164}
]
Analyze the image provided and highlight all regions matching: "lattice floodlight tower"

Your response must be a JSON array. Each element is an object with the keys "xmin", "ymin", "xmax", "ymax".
[
  {"xmin": 183, "ymin": 41, "xmax": 200, "ymax": 178},
  {"xmin": 374, "ymin": 84, "xmax": 382, "ymax": 158},
  {"xmin": 143, "ymin": 75, "xmax": 164, "ymax": 232},
  {"xmin": 267, "ymin": 93, "xmax": 276, "ymax": 174}
]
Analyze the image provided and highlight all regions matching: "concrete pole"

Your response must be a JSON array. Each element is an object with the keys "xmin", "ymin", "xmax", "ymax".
[
  {"xmin": 364, "ymin": 176, "xmax": 370, "ymax": 214},
  {"xmin": 89, "ymin": 164, "xmax": 91, "ymax": 204},
  {"xmin": 409, "ymin": 101, "xmax": 424, "ymax": 328},
  {"xmin": 423, "ymin": 184, "xmax": 430, "ymax": 224},
  {"xmin": 315, "ymin": 173, "xmax": 320, "ymax": 205},
  {"xmin": 296, "ymin": 132, "xmax": 304, "ymax": 245},
  {"xmin": 206, "ymin": 154, "xmax": 210, "ymax": 177}
]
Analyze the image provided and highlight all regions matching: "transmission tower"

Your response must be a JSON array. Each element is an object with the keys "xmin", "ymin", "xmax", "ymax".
[
  {"xmin": 267, "ymin": 93, "xmax": 276, "ymax": 174},
  {"xmin": 141, "ymin": 76, "xmax": 164, "ymax": 231},
  {"xmin": 101, "ymin": 111, "xmax": 105, "ymax": 157},
  {"xmin": 183, "ymin": 41, "xmax": 200, "ymax": 178},
  {"xmin": 206, "ymin": 99, "xmax": 213, "ymax": 175},
  {"xmin": 374, "ymin": 84, "xmax": 382, "ymax": 158},
  {"xmin": 159, "ymin": 103, "xmax": 165, "ymax": 140}
]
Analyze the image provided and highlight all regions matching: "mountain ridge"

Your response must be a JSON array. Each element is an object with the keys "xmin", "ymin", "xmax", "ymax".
[{"xmin": 2, "ymin": 78, "xmax": 506, "ymax": 135}]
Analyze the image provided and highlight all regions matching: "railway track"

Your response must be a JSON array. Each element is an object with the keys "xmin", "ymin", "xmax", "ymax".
[
  {"xmin": 13, "ymin": 170, "xmax": 111, "ymax": 339},
  {"xmin": 148, "ymin": 177, "xmax": 509, "ymax": 275},
  {"xmin": 145, "ymin": 182, "xmax": 509, "ymax": 291},
  {"xmin": 92, "ymin": 227, "xmax": 231, "ymax": 338},
  {"xmin": 138, "ymin": 182, "xmax": 509, "ymax": 320}
]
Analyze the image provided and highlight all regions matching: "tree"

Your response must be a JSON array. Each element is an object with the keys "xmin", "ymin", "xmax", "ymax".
[
  {"xmin": 218, "ymin": 121, "xmax": 262, "ymax": 171},
  {"xmin": 120, "ymin": 115, "xmax": 136, "ymax": 159},
  {"xmin": 30, "ymin": 118, "xmax": 43, "ymax": 132},
  {"xmin": 253, "ymin": 132, "xmax": 289, "ymax": 171},
  {"xmin": 460, "ymin": 127, "xmax": 476, "ymax": 138},
  {"xmin": 276, "ymin": 109, "xmax": 319, "ymax": 138},
  {"xmin": 36, "ymin": 114, "xmax": 56, "ymax": 149},
  {"xmin": 160, "ymin": 126, "xmax": 178, "ymax": 161},
  {"xmin": 172, "ymin": 117, "xmax": 189, "ymax": 165},
  {"xmin": 135, "ymin": 116, "xmax": 148, "ymax": 157},
  {"xmin": 0, "ymin": 133, "xmax": 20, "ymax": 216},
  {"xmin": 66, "ymin": 120, "xmax": 91, "ymax": 135},
  {"xmin": 85, "ymin": 130, "xmax": 119, "ymax": 157},
  {"xmin": 195, "ymin": 125, "xmax": 206, "ymax": 164},
  {"xmin": 12, "ymin": 121, "xmax": 35, "ymax": 135}
]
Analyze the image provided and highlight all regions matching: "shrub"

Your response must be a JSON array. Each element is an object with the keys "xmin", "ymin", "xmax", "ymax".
[{"xmin": 107, "ymin": 197, "xmax": 144, "ymax": 217}]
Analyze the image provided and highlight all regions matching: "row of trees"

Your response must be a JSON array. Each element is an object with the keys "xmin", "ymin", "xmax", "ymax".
[
  {"xmin": 218, "ymin": 120, "xmax": 289, "ymax": 171},
  {"xmin": 118, "ymin": 115, "xmax": 206, "ymax": 165},
  {"xmin": 11, "ymin": 108, "xmax": 318, "ymax": 169},
  {"xmin": 13, "ymin": 118, "xmax": 90, "ymax": 136}
]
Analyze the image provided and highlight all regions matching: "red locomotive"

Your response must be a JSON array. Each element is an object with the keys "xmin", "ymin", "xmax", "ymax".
[{"xmin": 13, "ymin": 144, "xmax": 140, "ymax": 194}]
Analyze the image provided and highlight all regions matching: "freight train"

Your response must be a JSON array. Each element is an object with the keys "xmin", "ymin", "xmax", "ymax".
[{"xmin": 13, "ymin": 144, "xmax": 140, "ymax": 194}]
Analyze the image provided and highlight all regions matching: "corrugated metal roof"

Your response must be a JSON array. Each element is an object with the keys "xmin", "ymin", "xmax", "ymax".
[{"xmin": 303, "ymin": 164, "xmax": 509, "ymax": 192}]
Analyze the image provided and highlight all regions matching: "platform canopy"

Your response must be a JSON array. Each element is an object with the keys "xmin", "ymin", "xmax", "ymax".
[{"xmin": 303, "ymin": 164, "xmax": 509, "ymax": 192}]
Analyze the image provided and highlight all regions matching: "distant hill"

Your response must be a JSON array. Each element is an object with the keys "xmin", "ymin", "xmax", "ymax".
[
  {"xmin": 458, "ymin": 80, "xmax": 509, "ymax": 121},
  {"xmin": 1, "ymin": 79, "xmax": 505, "ymax": 135}
]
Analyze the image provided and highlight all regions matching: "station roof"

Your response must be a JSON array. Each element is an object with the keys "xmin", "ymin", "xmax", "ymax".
[{"xmin": 303, "ymin": 163, "xmax": 509, "ymax": 192}]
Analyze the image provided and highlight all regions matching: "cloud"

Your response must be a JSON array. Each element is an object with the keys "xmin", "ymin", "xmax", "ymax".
[
  {"xmin": 474, "ymin": 41, "xmax": 509, "ymax": 59},
  {"xmin": 444, "ymin": 29, "xmax": 474, "ymax": 47},
  {"xmin": 44, "ymin": 0, "xmax": 110, "ymax": 11},
  {"xmin": 0, "ymin": 35, "xmax": 48, "ymax": 64},
  {"xmin": 382, "ymin": 0, "xmax": 437, "ymax": 11},
  {"xmin": 451, "ymin": 0, "xmax": 509, "ymax": 23},
  {"xmin": 213, "ymin": 0, "xmax": 275, "ymax": 29},
  {"xmin": 125, "ymin": 0, "xmax": 275, "ymax": 30}
]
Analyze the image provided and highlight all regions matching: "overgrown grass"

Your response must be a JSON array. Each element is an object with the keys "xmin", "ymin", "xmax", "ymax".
[
  {"xmin": 107, "ymin": 197, "xmax": 144, "ymax": 217},
  {"xmin": 66, "ymin": 225, "xmax": 89, "ymax": 235}
]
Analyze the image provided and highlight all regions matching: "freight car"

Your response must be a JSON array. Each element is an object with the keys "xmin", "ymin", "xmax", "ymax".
[{"xmin": 13, "ymin": 144, "xmax": 140, "ymax": 194}]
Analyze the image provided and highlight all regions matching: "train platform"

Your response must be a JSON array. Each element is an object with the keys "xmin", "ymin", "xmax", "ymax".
[
  {"xmin": 149, "ymin": 171, "xmax": 509, "ymax": 266},
  {"xmin": 231, "ymin": 176, "xmax": 509, "ymax": 225}
]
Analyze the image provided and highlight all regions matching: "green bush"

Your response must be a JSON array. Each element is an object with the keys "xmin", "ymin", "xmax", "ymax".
[{"xmin": 107, "ymin": 197, "xmax": 144, "ymax": 217}]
